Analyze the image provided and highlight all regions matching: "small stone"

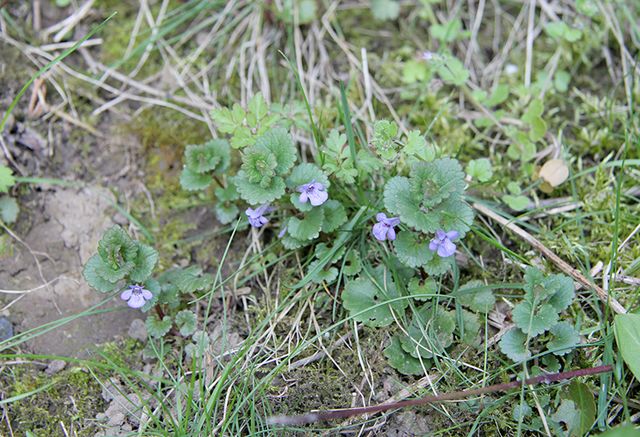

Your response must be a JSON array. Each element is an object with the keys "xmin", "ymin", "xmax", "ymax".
[
  {"xmin": 107, "ymin": 411, "xmax": 125, "ymax": 427},
  {"xmin": 0, "ymin": 317, "xmax": 13, "ymax": 341},
  {"xmin": 45, "ymin": 359, "xmax": 67, "ymax": 375},
  {"xmin": 128, "ymin": 318, "xmax": 147, "ymax": 343}
]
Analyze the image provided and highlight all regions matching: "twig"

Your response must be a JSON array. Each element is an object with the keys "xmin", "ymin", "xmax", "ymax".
[
  {"xmin": 473, "ymin": 203, "xmax": 627, "ymax": 314},
  {"xmin": 267, "ymin": 365, "xmax": 613, "ymax": 425}
]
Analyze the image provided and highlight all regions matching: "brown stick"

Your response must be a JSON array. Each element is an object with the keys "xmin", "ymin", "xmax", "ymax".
[
  {"xmin": 473, "ymin": 203, "xmax": 626, "ymax": 315},
  {"xmin": 266, "ymin": 365, "xmax": 613, "ymax": 426}
]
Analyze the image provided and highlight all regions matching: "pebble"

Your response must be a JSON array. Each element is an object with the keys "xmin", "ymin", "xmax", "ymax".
[
  {"xmin": 45, "ymin": 359, "xmax": 67, "ymax": 375},
  {"xmin": 0, "ymin": 317, "xmax": 13, "ymax": 342},
  {"xmin": 128, "ymin": 318, "xmax": 147, "ymax": 343}
]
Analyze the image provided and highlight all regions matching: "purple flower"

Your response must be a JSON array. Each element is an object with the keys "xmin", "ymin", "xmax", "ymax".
[
  {"xmin": 245, "ymin": 204, "xmax": 272, "ymax": 228},
  {"xmin": 421, "ymin": 51, "xmax": 435, "ymax": 61},
  {"xmin": 121, "ymin": 284, "xmax": 153, "ymax": 309},
  {"xmin": 372, "ymin": 213, "xmax": 400, "ymax": 241},
  {"xmin": 296, "ymin": 180, "xmax": 328, "ymax": 206},
  {"xmin": 429, "ymin": 230, "xmax": 459, "ymax": 258}
]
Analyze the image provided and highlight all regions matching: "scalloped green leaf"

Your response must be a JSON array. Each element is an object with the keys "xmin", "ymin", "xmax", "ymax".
[
  {"xmin": 409, "ymin": 158, "xmax": 466, "ymax": 207},
  {"xmin": 255, "ymin": 127, "xmax": 297, "ymax": 174},
  {"xmin": 82, "ymin": 255, "xmax": 119, "ymax": 292},
  {"xmin": 342, "ymin": 267, "xmax": 407, "ymax": 327},
  {"xmin": 545, "ymin": 274, "xmax": 575, "ymax": 312},
  {"xmin": 500, "ymin": 328, "xmax": 531, "ymax": 362},
  {"xmin": 234, "ymin": 172, "xmax": 286, "ymax": 205},
  {"xmin": 547, "ymin": 321, "xmax": 580, "ymax": 356},
  {"xmin": 512, "ymin": 301, "xmax": 559, "ymax": 337},
  {"xmin": 0, "ymin": 165, "xmax": 16, "ymax": 193},
  {"xmin": 95, "ymin": 226, "xmax": 137, "ymax": 282},
  {"xmin": 175, "ymin": 310, "xmax": 197, "ymax": 336},
  {"xmin": 307, "ymin": 261, "xmax": 338, "ymax": 284},
  {"xmin": 281, "ymin": 233, "xmax": 308, "ymax": 250},
  {"xmin": 459, "ymin": 309, "xmax": 481, "ymax": 345},
  {"xmin": 180, "ymin": 167, "xmax": 213, "ymax": 191},
  {"xmin": 394, "ymin": 231, "xmax": 432, "ymax": 268},
  {"xmin": 400, "ymin": 304, "xmax": 455, "ymax": 359},
  {"xmin": 407, "ymin": 277, "xmax": 437, "ymax": 302},
  {"xmin": 287, "ymin": 207, "xmax": 324, "ymax": 241},
  {"xmin": 321, "ymin": 200, "xmax": 347, "ymax": 233},
  {"xmin": 384, "ymin": 335, "xmax": 425, "ymax": 376},
  {"xmin": 128, "ymin": 242, "xmax": 158, "ymax": 283},
  {"xmin": 422, "ymin": 253, "xmax": 453, "ymax": 276},
  {"xmin": 455, "ymin": 280, "xmax": 495, "ymax": 313},
  {"xmin": 146, "ymin": 315, "xmax": 172, "ymax": 338},
  {"xmin": 466, "ymin": 158, "xmax": 493, "ymax": 182},
  {"xmin": 184, "ymin": 139, "xmax": 230, "ymax": 174},
  {"xmin": 214, "ymin": 203, "xmax": 239, "ymax": 224},
  {"xmin": 0, "ymin": 196, "xmax": 19, "ymax": 224},
  {"xmin": 342, "ymin": 250, "xmax": 362, "ymax": 276}
]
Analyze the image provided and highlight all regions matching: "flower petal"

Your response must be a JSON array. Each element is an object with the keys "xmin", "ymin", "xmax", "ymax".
[
  {"xmin": 372, "ymin": 223, "xmax": 388, "ymax": 241},
  {"xmin": 387, "ymin": 226, "xmax": 397, "ymax": 241},
  {"xmin": 387, "ymin": 217, "xmax": 401, "ymax": 226},
  {"xmin": 438, "ymin": 239, "xmax": 456, "ymax": 257},
  {"xmin": 308, "ymin": 188, "xmax": 328, "ymax": 206},
  {"xmin": 435, "ymin": 229, "xmax": 446, "ymax": 240},
  {"xmin": 120, "ymin": 288, "xmax": 132, "ymax": 300},
  {"xmin": 127, "ymin": 293, "xmax": 146, "ymax": 308},
  {"xmin": 299, "ymin": 192, "xmax": 309, "ymax": 203},
  {"xmin": 141, "ymin": 288, "xmax": 153, "ymax": 300},
  {"xmin": 376, "ymin": 212, "xmax": 387, "ymax": 222},
  {"xmin": 429, "ymin": 240, "xmax": 439, "ymax": 252},
  {"xmin": 445, "ymin": 230, "xmax": 459, "ymax": 240}
]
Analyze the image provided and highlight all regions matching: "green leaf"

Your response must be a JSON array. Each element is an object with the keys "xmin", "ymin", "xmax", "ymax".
[
  {"xmin": 407, "ymin": 277, "xmax": 437, "ymax": 302},
  {"xmin": 288, "ymin": 207, "xmax": 324, "ymax": 241},
  {"xmin": 247, "ymin": 93, "xmax": 268, "ymax": 127},
  {"xmin": 552, "ymin": 399, "xmax": 580, "ymax": 435},
  {"xmin": 372, "ymin": 120, "xmax": 399, "ymax": 160},
  {"xmin": 544, "ymin": 22, "xmax": 582, "ymax": 43},
  {"xmin": 596, "ymin": 425, "xmax": 639, "ymax": 437},
  {"xmin": 545, "ymin": 274, "xmax": 575, "ymax": 313},
  {"xmin": 146, "ymin": 315, "xmax": 172, "ymax": 338},
  {"xmin": 410, "ymin": 158, "xmax": 466, "ymax": 207},
  {"xmin": 342, "ymin": 267, "xmax": 407, "ymax": 327},
  {"xmin": 547, "ymin": 322, "xmax": 580, "ymax": 356},
  {"xmin": 211, "ymin": 104, "xmax": 244, "ymax": 135},
  {"xmin": 614, "ymin": 313, "xmax": 640, "ymax": 382},
  {"xmin": 342, "ymin": 250, "xmax": 362, "ymax": 276},
  {"xmin": 503, "ymin": 194, "xmax": 530, "ymax": 211},
  {"xmin": 459, "ymin": 309, "xmax": 481, "ymax": 345},
  {"xmin": 402, "ymin": 60, "xmax": 430, "ymax": 84},
  {"xmin": 307, "ymin": 261, "xmax": 338, "ymax": 284},
  {"xmin": 430, "ymin": 19, "xmax": 464, "ymax": 42},
  {"xmin": 513, "ymin": 402, "xmax": 532, "ymax": 421},
  {"xmin": 466, "ymin": 158, "xmax": 493, "ymax": 182},
  {"xmin": 185, "ymin": 330, "xmax": 210, "ymax": 358},
  {"xmin": 172, "ymin": 266, "xmax": 214, "ymax": 294},
  {"xmin": 255, "ymin": 127, "xmax": 297, "ymax": 175},
  {"xmin": 128, "ymin": 243, "xmax": 158, "ymax": 283},
  {"xmin": 214, "ymin": 203, "xmax": 239, "ymax": 224},
  {"xmin": 281, "ymin": 233, "xmax": 308, "ymax": 250},
  {"xmin": 234, "ymin": 171, "xmax": 286, "ymax": 205},
  {"xmin": 455, "ymin": 280, "xmax": 495, "ymax": 313},
  {"xmin": 422, "ymin": 252, "xmax": 454, "ymax": 276},
  {"xmin": 95, "ymin": 226, "xmax": 137, "ymax": 282},
  {"xmin": 321, "ymin": 200, "xmax": 347, "ymax": 233},
  {"xmin": 512, "ymin": 302, "xmax": 559, "ymax": 337},
  {"xmin": 0, "ymin": 166, "xmax": 16, "ymax": 193},
  {"xmin": 371, "ymin": 0, "xmax": 400, "ymax": 21},
  {"xmin": 184, "ymin": 140, "xmax": 230, "ymax": 174},
  {"xmin": 499, "ymin": 328, "xmax": 531, "ymax": 362},
  {"xmin": 394, "ymin": 231, "xmax": 432, "ymax": 268},
  {"xmin": 175, "ymin": 310, "xmax": 197, "ymax": 336},
  {"xmin": 82, "ymin": 255, "xmax": 119, "ymax": 292},
  {"xmin": 554, "ymin": 70, "xmax": 571, "ymax": 92},
  {"xmin": 0, "ymin": 196, "xmax": 19, "ymax": 223},
  {"xmin": 180, "ymin": 167, "xmax": 213, "ymax": 191},
  {"xmin": 384, "ymin": 335, "xmax": 425, "ymax": 376},
  {"xmin": 400, "ymin": 304, "xmax": 455, "ymax": 358},
  {"xmin": 484, "ymin": 84, "xmax": 509, "ymax": 106},
  {"xmin": 566, "ymin": 381, "xmax": 596, "ymax": 437},
  {"xmin": 403, "ymin": 130, "xmax": 435, "ymax": 161},
  {"xmin": 435, "ymin": 54, "xmax": 469, "ymax": 86}
]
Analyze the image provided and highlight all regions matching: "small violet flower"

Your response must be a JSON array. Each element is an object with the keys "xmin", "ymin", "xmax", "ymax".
[
  {"xmin": 429, "ymin": 230, "xmax": 460, "ymax": 258},
  {"xmin": 372, "ymin": 213, "xmax": 400, "ymax": 241},
  {"xmin": 296, "ymin": 180, "xmax": 328, "ymax": 206},
  {"xmin": 245, "ymin": 204, "xmax": 272, "ymax": 228},
  {"xmin": 420, "ymin": 51, "xmax": 435, "ymax": 61},
  {"xmin": 121, "ymin": 284, "xmax": 153, "ymax": 309}
]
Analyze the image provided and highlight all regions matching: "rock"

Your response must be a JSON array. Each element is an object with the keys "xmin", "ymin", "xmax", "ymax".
[
  {"xmin": 386, "ymin": 411, "xmax": 431, "ymax": 436},
  {"xmin": 44, "ymin": 359, "xmax": 67, "ymax": 375},
  {"xmin": 0, "ymin": 316, "xmax": 13, "ymax": 341},
  {"xmin": 128, "ymin": 319, "xmax": 147, "ymax": 343}
]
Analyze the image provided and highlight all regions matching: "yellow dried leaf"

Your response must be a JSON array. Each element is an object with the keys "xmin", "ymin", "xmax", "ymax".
[{"xmin": 539, "ymin": 159, "xmax": 569, "ymax": 188}]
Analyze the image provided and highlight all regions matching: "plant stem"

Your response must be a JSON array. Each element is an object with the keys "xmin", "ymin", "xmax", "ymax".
[{"xmin": 266, "ymin": 365, "xmax": 613, "ymax": 426}]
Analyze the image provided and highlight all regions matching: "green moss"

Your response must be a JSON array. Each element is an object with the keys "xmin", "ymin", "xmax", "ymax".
[{"xmin": 0, "ymin": 366, "xmax": 105, "ymax": 436}]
